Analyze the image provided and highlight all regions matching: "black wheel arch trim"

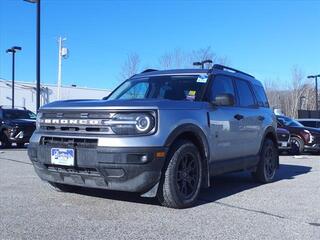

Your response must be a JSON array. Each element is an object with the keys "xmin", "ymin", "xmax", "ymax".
[
  {"xmin": 260, "ymin": 126, "xmax": 279, "ymax": 168},
  {"xmin": 164, "ymin": 123, "xmax": 210, "ymax": 187}
]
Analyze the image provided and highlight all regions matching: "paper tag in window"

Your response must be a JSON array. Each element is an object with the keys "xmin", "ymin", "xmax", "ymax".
[
  {"xmin": 187, "ymin": 90, "xmax": 196, "ymax": 101},
  {"xmin": 196, "ymin": 75, "xmax": 208, "ymax": 83}
]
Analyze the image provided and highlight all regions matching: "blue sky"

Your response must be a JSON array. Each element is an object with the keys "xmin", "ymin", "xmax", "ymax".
[{"xmin": 0, "ymin": 0, "xmax": 319, "ymax": 91}]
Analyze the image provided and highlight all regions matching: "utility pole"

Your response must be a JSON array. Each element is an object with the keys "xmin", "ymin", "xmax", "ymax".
[
  {"xmin": 6, "ymin": 46, "xmax": 22, "ymax": 109},
  {"xmin": 57, "ymin": 36, "xmax": 67, "ymax": 100},
  {"xmin": 307, "ymin": 74, "xmax": 320, "ymax": 112}
]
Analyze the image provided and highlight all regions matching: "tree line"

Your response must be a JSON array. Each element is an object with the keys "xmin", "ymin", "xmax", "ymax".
[{"xmin": 119, "ymin": 47, "xmax": 317, "ymax": 118}]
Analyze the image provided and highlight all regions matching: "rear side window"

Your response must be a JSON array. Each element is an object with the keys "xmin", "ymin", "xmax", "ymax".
[
  {"xmin": 235, "ymin": 79, "xmax": 256, "ymax": 107},
  {"xmin": 210, "ymin": 75, "xmax": 235, "ymax": 102},
  {"xmin": 253, "ymin": 85, "xmax": 269, "ymax": 108}
]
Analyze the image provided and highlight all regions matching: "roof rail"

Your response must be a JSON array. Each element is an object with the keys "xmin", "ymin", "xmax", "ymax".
[
  {"xmin": 141, "ymin": 69, "xmax": 158, "ymax": 73},
  {"xmin": 212, "ymin": 64, "xmax": 255, "ymax": 79}
]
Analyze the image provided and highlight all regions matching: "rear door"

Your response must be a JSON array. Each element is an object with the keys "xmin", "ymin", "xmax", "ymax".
[{"xmin": 233, "ymin": 79, "xmax": 262, "ymax": 157}]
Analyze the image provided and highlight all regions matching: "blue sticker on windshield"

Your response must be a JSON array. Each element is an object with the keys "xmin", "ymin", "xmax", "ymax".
[{"xmin": 196, "ymin": 75, "xmax": 208, "ymax": 83}]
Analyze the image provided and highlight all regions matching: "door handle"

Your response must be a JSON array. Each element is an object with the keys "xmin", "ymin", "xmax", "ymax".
[
  {"xmin": 258, "ymin": 116, "xmax": 265, "ymax": 121},
  {"xmin": 234, "ymin": 114, "xmax": 244, "ymax": 120}
]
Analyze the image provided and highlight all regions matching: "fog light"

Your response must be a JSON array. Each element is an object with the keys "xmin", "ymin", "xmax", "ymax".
[{"xmin": 141, "ymin": 155, "xmax": 148, "ymax": 163}]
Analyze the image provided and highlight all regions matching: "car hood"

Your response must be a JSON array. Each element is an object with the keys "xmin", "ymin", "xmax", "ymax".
[
  {"xmin": 5, "ymin": 119, "xmax": 36, "ymax": 126},
  {"xmin": 41, "ymin": 99, "xmax": 206, "ymax": 111},
  {"xmin": 289, "ymin": 126, "xmax": 320, "ymax": 135},
  {"xmin": 277, "ymin": 128, "xmax": 290, "ymax": 134}
]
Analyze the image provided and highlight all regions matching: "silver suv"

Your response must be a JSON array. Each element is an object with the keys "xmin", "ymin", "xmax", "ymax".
[{"xmin": 28, "ymin": 64, "xmax": 279, "ymax": 208}]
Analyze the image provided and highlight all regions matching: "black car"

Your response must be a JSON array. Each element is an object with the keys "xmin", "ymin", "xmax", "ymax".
[
  {"xmin": 0, "ymin": 107, "xmax": 36, "ymax": 148},
  {"xmin": 297, "ymin": 118, "xmax": 320, "ymax": 129},
  {"xmin": 277, "ymin": 127, "xmax": 291, "ymax": 153}
]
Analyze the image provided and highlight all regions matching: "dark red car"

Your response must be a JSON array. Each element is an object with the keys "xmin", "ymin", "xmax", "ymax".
[{"xmin": 276, "ymin": 115, "xmax": 320, "ymax": 155}]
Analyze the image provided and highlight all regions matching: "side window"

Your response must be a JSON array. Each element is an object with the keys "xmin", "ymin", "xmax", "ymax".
[
  {"xmin": 210, "ymin": 75, "xmax": 235, "ymax": 102},
  {"xmin": 235, "ymin": 79, "xmax": 256, "ymax": 107},
  {"xmin": 302, "ymin": 121, "xmax": 316, "ymax": 128},
  {"xmin": 253, "ymin": 85, "xmax": 269, "ymax": 108}
]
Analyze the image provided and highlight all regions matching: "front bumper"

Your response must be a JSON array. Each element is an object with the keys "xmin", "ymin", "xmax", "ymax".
[
  {"xmin": 278, "ymin": 141, "xmax": 291, "ymax": 150},
  {"xmin": 28, "ymin": 142, "xmax": 167, "ymax": 193},
  {"xmin": 304, "ymin": 144, "xmax": 320, "ymax": 152}
]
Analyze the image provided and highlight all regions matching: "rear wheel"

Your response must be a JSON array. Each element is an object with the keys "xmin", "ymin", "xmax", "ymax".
[
  {"xmin": 290, "ymin": 137, "xmax": 304, "ymax": 155},
  {"xmin": 157, "ymin": 140, "xmax": 202, "ymax": 209},
  {"xmin": 48, "ymin": 182, "xmax": 80, "ymax": 192},
  {"xmin": 252, "ymin": 138, "xmax": 278, "ymax": 183}
]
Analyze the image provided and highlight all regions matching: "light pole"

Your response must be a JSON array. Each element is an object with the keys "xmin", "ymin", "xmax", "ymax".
[
  {"xmin": 307, "ymin": 74, "xmax": 320, "ymax": 112},
  {"xmin": 24, "ymin": 0, "xmax": 41, "ymax": 111},
  {"xmin": 6, "ymin": 46, "xmax": 22, "ymax": 109},
  {"xmin": 193, "ymin": 59, "xmax": 213, "ymax": 69}
]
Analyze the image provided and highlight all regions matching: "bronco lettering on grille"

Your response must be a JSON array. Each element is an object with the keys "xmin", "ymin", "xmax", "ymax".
[{"xmin": 40, "ymin": 119, "xmax": 102, "ymax": 125}]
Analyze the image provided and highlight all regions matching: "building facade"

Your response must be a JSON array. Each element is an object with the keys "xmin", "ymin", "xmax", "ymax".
[{"xmin": 0, "ymin": 79, "xmax": 110, "ymax": 112}]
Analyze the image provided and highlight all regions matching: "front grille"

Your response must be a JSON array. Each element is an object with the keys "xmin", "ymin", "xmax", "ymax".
[
  {"xmin": 40, "ymin": 111, "xmax": 114, "ymax": 134},
  {"xmin": 277, "ymin": 133, "xmax": 290, "ymax": 142},
  {"xmin": 41, "ymin": 136, "xmax": 98, "ymax": 148},
  {"xmin": 45, "ymin": 164, "xmax": 100, "ymax": 176}
]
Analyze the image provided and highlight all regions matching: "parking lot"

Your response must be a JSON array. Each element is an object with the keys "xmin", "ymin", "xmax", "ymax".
[{"xmin": 0, "ymin": 149, "xmax": 319, "ymax": 240}]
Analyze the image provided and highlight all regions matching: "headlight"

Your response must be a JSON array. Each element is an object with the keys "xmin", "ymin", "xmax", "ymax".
[
  {"xmin": 36, "ymin": 112, "xmax": 43, "ymax": 130},
  {"xmin": 107, "ymin": 112, "xmax": 156, "ymax": 135}
]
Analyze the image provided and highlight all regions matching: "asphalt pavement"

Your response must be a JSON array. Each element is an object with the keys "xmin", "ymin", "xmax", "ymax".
[{"xmin": 0, "ymin": 149, "xmax": 319, "ymax": 240}]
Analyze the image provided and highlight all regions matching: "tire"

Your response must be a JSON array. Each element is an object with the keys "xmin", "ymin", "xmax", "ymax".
[
  {"xmin": 16, "ymin": 142, "xmax": 25, "ymax": 148},
  {"xmin": 48, "ymin": 182, "xmax": 80, "ymax": 192},
  {"xmin": 0, "ymin": 134, "xmax": 11, "ymax": 148},
  {"xmin": 290, "ymin": 137, "xmax": 304, "ymax": 155},
  {"xmin": 252, "ymin": 138, "xmax": 278, "ymax": 183},
  {"xmin": 157, "ymin": 140, "xmax": 202, "ymax": 209}
]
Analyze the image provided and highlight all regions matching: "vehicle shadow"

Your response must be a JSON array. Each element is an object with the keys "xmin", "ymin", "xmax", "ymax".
[
  {"xmin": 198, "ymin": 163, "xmax": 312, "ymax": 205},
  {"xmin": 71, "ymin": 163, "xmax": 311, "ymax": 207}
]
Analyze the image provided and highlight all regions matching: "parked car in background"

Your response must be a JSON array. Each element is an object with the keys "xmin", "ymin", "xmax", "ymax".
[
  {"xmin": 297, "ymin": 118, "xmax": 320, "ymax": 129},
  {"xmin": 277, "ymin": 127, "xmax": 291, "ymax": 153},
  {"xmin": 276, "ymin": 115, "xmax": 320, "ymax": 155},
  {"xmin": 0, "ymin": 106, "xmax": 36, "ymax": 148}
]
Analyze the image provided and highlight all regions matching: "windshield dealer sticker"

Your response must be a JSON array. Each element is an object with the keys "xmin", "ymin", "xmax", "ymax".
[{"xmin": 196, "ymin": 75, "xmax": 208, "ymax": 83}]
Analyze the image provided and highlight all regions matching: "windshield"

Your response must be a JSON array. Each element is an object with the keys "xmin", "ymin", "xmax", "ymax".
[
  {"xmin": 277, "ymin": 116, "xmax": 304, "ymax": 127},
  {"xmin": 3, "ymin": 110, "xmax": 36, "ymax": 120},
  {"xmin": 106, "ymin": 75, "xmax": 208, "ymax": 101}
]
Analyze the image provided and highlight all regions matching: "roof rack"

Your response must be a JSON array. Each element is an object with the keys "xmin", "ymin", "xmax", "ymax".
[
  {"xmin": 212, "ymin": 64, "xmax": 255, "ymax": 79},
  {"xmin": 141, "ymin": 69, "xmax": 158, "ymax": 73}
]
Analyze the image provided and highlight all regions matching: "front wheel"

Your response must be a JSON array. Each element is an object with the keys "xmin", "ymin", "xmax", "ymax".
[
  {"xmin": 252, "ymin": 139, "xmax": 278, "ymax": 183},
  {"xmin": 0, "ymin": 134, "xmax": 11, "ymax": 148},
  {"xmin": 290, "ymin": 137, "xmax": 304, "ymax": 155},
  {"xmin": 157, "ymin": 140, "xmax": 202, "ymax": 209}
]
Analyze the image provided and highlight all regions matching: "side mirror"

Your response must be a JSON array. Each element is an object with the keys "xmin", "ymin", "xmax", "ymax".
[{"xmin": 211, "ymin": 93, "xmax": 235, "ymax": 106}]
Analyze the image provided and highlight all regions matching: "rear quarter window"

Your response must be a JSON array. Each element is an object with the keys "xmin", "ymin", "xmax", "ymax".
[{"xmin": 253, "ymin": 84, "xmax": 269, "ymax": 108}]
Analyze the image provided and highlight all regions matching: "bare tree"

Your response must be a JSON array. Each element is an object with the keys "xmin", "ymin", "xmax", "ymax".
[
  {"xmin": 158, "ymin": 48, "xmax": 188, "ymax": 69},
  {"xmin": 159, "ymin": 47, "xmax": 230, "ymax": 69},
  {"xmin": 119, "ymin": 53, "xmax": 141, "ymax": 81}
]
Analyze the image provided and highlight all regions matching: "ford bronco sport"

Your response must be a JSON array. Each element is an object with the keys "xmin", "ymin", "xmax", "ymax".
[{"xmin": 28, "ymin": 64, "xmax": 279, "ymax": 208}]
